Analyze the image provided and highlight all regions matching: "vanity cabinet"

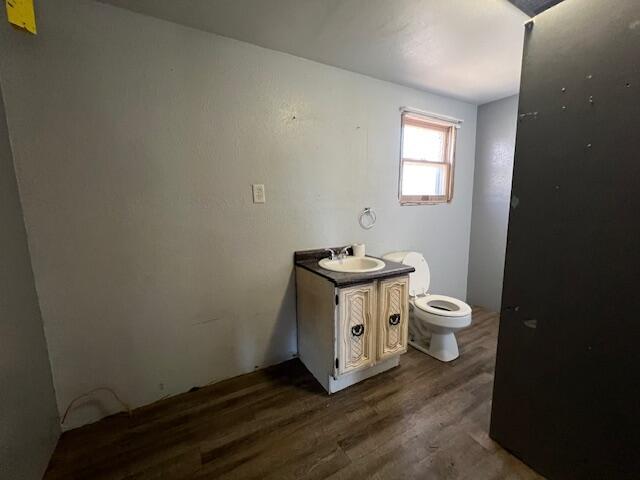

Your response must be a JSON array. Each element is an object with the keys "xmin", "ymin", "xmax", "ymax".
[{"xmin": 296, "ymin": 266, "xmax": 409, "ymax": 393}]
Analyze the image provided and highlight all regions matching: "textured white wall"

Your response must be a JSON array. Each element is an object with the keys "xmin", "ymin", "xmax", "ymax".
[
  {"xmin": 0, "ymin": 84, "xmax": 59, "ymax": 477},
  {"xmin": 467, "ymin": 95, "xmax": 519, "ymax": 312},
  {"xmin": 0, "ymin": 0, "xmax": 477, "ymax": 429}
]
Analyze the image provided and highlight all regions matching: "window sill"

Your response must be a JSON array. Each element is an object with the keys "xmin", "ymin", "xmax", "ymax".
[{"xmin": 400, "ymin": 195, "xmax": 451, "ymax": 205}]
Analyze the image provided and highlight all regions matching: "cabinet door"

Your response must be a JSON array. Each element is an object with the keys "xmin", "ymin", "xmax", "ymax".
[
  {"xmin": 377, "ymin": 276, "xmax": 409, "ymax": 360},
  {"xmin": 336, "ymin": 284, "xmax": 376, "ymax": 375}
]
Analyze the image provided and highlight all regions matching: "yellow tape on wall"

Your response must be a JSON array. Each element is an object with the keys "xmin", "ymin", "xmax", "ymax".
[{"xmin": 6, "ymin": 0, "xmax": 36, "ymax": 34}]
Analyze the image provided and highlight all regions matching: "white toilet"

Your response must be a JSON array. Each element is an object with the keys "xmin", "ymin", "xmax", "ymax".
[{"xmin": 383, "ymin": 252, "xmax": 472, "ymax": 362}]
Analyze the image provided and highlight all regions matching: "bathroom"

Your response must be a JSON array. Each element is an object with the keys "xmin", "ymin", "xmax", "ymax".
[{"xmin": 2, "ymin": 0, "xmax": 637, "ymax": 479}]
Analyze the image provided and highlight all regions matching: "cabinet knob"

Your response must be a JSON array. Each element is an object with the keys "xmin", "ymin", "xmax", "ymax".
[
  {"xmin": 389, "ymin": 314, "xmax": 401, "ymax": 326},
  {"xmin": 351, "ymin": 324, "xmax": 365, "ymax": 337}
]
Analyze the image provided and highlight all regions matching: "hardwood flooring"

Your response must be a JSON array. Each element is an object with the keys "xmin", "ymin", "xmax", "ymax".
[{"xmin": 45, "ymin": 308, "xmax": 543, "ymax": 479}]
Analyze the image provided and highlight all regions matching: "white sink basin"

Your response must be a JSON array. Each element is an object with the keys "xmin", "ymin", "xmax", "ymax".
[{"xmin": 318, "ymin": 256, "xmax": 385, "ymax": 273}]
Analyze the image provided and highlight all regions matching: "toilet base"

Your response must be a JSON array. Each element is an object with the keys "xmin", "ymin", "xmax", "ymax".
[{"xmin": 409, "ymin": 332, "xmax": 460, "ymax": 362}]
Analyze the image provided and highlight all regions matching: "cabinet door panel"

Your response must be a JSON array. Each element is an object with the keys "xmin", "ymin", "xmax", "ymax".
[
  {"xmin": 337, "ymin": 284, "xmax": 376, "ymax": 375},
  {"xmin": 377, "ymin": 276, "xmax": 409, "ymax": 360}
]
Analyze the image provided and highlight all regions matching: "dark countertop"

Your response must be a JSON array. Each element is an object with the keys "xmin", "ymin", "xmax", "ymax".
[{"xmin": 294, "ymin": 246, "xmax": 414, "ymax": 287}]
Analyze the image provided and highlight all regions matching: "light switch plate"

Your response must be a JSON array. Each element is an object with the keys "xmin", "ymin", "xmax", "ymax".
[{"xmin": 252, "ymin": 184, "xmax": 266, "ymax": 203}]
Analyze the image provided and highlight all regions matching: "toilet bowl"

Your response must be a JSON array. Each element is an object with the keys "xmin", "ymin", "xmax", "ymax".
[{"xmin": 382, "ymin": 252, "xmax": 472, "ymax": 362}]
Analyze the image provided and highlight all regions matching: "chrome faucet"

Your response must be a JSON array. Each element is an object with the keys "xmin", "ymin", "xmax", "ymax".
[
  {"xmin": 324, "ymin": 248, "xmax": 337, "ymax": 260},
  {"xmin": 338, "ymin": 246, "xmax": 350, "ymax": 259}
]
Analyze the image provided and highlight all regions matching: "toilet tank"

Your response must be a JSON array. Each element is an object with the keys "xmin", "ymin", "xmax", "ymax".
[{"xmin": 382, "ymin": 251, "xmax": 430, "ymax": 296}]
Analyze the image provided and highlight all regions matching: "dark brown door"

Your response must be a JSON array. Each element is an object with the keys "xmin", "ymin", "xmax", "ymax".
[{"xmin": 490, "ymin": 1, "xmax": 640, "ymax": 478}]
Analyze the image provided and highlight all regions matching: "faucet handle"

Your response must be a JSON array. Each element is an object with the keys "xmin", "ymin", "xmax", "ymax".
[
  {"xmin": 339, "ymin": 246, "xmax": 350, "ymax": 258},
  {"xmin": 324, "ymin": 248, "xmax": 337, "ymax": 260}
]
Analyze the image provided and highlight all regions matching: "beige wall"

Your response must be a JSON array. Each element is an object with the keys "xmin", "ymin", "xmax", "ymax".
[
  {"xmin": 0, "ymin": 82, "xmax": 59, "ymax": 477},
  {"xmin": 0, "ymin": 0, "xmax": 477, "ymax": 429}
]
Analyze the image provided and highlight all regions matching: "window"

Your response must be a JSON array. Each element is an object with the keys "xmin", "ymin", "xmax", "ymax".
[{"xmin": 399, "ymin": 110, "xmax": 458, "ymax": 204}]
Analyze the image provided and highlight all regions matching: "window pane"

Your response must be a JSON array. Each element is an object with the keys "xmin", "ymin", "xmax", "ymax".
[
  {"xmin": 402, "ymin": 124, "xmax": 445, "ymax": 162},
  {"xmin": 402, "ymin": 162, "xmax": 446, "ymax": 196}
]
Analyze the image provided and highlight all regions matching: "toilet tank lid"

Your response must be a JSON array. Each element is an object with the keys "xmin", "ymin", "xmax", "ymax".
[{"xmin": 382, "ymin": 251, "xmax": 430, "ymax": 296}]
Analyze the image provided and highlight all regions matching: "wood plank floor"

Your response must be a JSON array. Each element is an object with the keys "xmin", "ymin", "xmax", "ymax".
[{"xmin": 45, "ymin": 308, "xmax": 543, "ymax": 479}]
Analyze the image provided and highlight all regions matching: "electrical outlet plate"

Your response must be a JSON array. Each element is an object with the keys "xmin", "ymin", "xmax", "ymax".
[{"xmin": 252, "ymin": 184, "xmax": 266, "ymax": 203}]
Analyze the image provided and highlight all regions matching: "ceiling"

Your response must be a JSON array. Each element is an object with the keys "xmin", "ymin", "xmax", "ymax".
[{"xmin": 97, "ymin": 0, "xmax": 530, "ymax": 104}]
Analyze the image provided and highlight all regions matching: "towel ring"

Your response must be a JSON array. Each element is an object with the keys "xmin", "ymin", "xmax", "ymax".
[{"xmin": 359, "ymin": 207, "xmax": 377, "ymax": 230}]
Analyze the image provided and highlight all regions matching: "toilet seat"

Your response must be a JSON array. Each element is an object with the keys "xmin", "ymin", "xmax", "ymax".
[{"xmin": 414, "ymin": 294, "xmax": 472, "ymax": 318}]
